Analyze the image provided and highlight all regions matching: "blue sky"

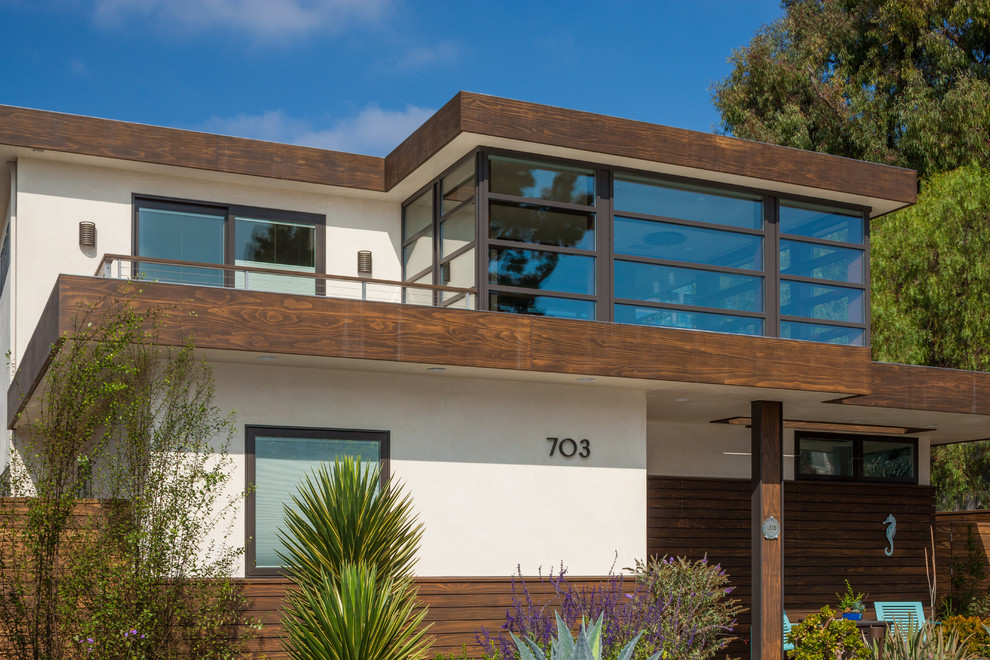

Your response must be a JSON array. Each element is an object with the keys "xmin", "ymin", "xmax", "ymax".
[{"xmin": 1, "ymin": 0, "xmax": 785, "ymax": 156}]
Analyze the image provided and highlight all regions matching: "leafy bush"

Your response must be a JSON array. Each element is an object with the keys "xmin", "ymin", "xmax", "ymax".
[
  {"xmin": 787, "ymin": 606, "xmax": 869, "ymax": 660},
  {"xmin": 0, "ymin": 290, "xmax": 250, "ymax": 659},
  {"xmin": 939, "ymin": 616, "xmax": 990, "ymax": 657},
  {"xmin": 278, "ymin": 457, "xmax": 432, "ymax": 660},
  {"xmin": 477, "ymin": 555, "xmax": 739, "ymax": 660},
  {"xmin": 866, "ymin": 621, "xmax": 971, "ymax": 660}
]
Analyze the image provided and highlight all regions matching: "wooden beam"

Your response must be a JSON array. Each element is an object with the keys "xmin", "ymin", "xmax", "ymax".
[
  {"xmin": 752, "ymin": 400, "xmax": 784, "ymax": 660},
  {"xmin": 832, "ymin": 362, "xmax": 990, "ymax": 415},
  {"xmin": 8, "ymin": 276, "xmax": 878, "ymax": 429}
]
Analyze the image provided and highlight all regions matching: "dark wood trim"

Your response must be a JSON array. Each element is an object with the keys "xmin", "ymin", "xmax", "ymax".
[
  {"xmin": 751, "ymin": 400, "xmax": 783, "ymax": 660},
  {"xmin": 6, "ymin": 283, "xmax": 63, "ymax": 427},
  {"xmin": 832, "ymin": 362, "xmax": 990, "ymax": 415},
  {"xmin": 0, "ymin": 105, "xmax": 385, "ymax": 190},
  {"xmin": 454, "ymin": 93, "xmax": 917, "ymax": 205},
  {"xmin": 0, "ymin": 94, "xmax": 916, "ymax": 206},
  {"xmin": 8, "ymin": 275, "xmax": 880, "ymax": 428}
]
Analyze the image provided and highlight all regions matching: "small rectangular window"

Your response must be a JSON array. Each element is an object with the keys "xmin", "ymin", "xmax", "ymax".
[
  {"xmin": 246, "ymin": 426, "xmax": 389, "ymax": 575},
  {"xmin": 795, "ymin": 432, "xmax": 917, "ymax": 483}
]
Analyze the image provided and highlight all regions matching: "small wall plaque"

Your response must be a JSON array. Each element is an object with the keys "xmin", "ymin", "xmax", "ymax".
[{"xmin": 762, "ymin": 516, "xmax": 781, "ymax": 540}]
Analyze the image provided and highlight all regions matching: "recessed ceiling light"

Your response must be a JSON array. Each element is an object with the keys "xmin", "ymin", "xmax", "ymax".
[
  {"xmin": 256, "ymin": 355, "xmax": 277, "ymax": 361},
  {"xmin": 850, "ymin": 419, "xmax": 865, "ymax": 423},
  {"xmin": 674, "ymin": 398, "xmax": 689, "ymax": 402},
  {"xmin": 576, "ymin": 377, "xmax": 595, "ymax": 382},
  {"xmin": 426, "ymin": 367, "xmax": 446, "ymax": 373}
]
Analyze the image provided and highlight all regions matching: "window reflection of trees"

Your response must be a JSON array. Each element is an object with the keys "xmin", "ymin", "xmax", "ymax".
[
  {"xmin": 238, "ymin": 222, "xmax": 314, "ymax": 267},
  {"xmin": 490, "ymin": 167, "xmax": 594, "ymax": 313}
]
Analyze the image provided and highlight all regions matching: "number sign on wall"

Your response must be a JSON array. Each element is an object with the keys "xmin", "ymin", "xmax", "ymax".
[{"xmin": 547, "ymin": 437, "xmax": 590, "ymax": 459}]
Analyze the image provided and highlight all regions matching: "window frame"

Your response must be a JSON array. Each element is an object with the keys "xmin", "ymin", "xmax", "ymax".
[
  {"xmin": 400, "ymin": 148, "xmax": 873, "ymax": 344},
  {"xmin": 132, "ymin": 195, "xmax": 327, "ymax": 292},
  {"xmin": 245, "ymin": 425, "xmax": 390, "ymax": 577},
  {"xmin": 794, "ymin": 431, "xmax": 918, "ymax": 484}
]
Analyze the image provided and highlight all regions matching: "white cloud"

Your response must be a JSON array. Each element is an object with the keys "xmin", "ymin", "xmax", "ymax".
[
  {"xmin": 199, "ymin": 104, "xmax": 436, "ymax": 156},
  {"xmin": 93, "ymin": 0, "xmax": 390, "ymax": 39}
]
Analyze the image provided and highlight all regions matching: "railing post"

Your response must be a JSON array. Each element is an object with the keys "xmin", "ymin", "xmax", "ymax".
[
  {"xmin": 243, "ymin": 270, "xmax": 248, "ymax": 290},
  {"xmin": 361, "ymin": 280, "xmax": 367, "ymax": 301},
  {"xmin": 116, "ymin": 259, "xmax": 121, "ymax": 279}
]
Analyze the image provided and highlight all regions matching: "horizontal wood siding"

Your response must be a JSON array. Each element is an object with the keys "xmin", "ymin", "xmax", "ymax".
[
  {"xmin": 235, "ymin": 575, "xmax": 622, "ymax": 658},
  {"xmin": 934, "ymin": 510, "xmax": 990, "ymax": 607},
  {"xmin": 648, "ymin": 477, "xmax": 936, "ymax": 649}
]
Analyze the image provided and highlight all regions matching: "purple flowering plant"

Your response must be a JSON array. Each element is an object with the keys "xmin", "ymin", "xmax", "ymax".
[{"xmin": 476, "ymin": 555, "xmax": 740, "ymax": 660}]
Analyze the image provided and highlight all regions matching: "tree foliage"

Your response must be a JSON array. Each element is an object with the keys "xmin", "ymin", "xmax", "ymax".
[
  {"xmin": 713, "ymin": 0, "xmax": 990, "ymax": 179},
  {"xmin": 869, "ymin": 165, "xmax": 990, "ymax": 511},
  {"xmin": 0, "ymin": 285, "xmax": 251, "ymax": 658}
]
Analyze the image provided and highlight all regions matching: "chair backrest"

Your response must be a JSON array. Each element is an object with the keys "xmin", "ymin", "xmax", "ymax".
[
  {"xmin": 874, "ymin": 601, "xmax": 926, "ymax": 638},
  {"xmin": 783, "ymin": 612, "xmax": 795, "ymax": 652}
]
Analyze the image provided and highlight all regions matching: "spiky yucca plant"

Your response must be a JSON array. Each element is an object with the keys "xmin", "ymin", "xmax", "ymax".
[
  {"xmin": 281, "ymin": 563, "xmax": 431, "ymax": 660},
  {"xmin": 278, "ymin": 457, "xmax": 423, "ymax": 589},
  {"xmin": 277, "ymin": 457, "xmax": 431, "ymax": 660},
  {"xmin": 867, "ymin": 622, "xmax": 973, "ymax": 660}
]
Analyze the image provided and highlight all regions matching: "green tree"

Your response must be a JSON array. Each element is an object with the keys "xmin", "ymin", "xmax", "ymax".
[
  {"xmin": 712, "ymin": 0, "xmax": 990, "ymax": 180},
  {"xmin": 0, "ymin": 285, "xmax": 252, "ymax": 658}
]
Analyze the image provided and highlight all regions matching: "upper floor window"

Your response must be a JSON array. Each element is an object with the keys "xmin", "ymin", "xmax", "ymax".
[
  {"xmin": 402, "ymin": 150, "xmax": 871, "ymax": 346},
  {"xmin": 134, "ymin": 197, "xmax": 325, "ymax": 294}
]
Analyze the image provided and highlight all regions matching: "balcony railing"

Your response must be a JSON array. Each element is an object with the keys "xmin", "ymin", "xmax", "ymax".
[{"xmin": 94, "ymin": 254, "xmax": 477, "ymax": 309}]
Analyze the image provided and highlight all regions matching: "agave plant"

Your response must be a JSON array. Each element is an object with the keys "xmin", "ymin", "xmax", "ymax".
[
  {"xmin": 277, "ymin": 456, "xmax": 431, "ymax": 660},
  {"xmin": 511, "ymin": 612, "xmax": 663, "ymax": 660},
  {"xmin": 867, "ymin": 621, "xmax": 973, "ymax": 660}
]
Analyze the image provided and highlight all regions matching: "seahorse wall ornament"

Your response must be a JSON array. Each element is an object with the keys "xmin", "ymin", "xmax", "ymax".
[{"xmin": 883, "ymin": 514, "xmax": 896, "ymax": 556}]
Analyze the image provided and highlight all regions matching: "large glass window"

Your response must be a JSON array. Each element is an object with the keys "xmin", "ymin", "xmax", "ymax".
[
  {"xmin": 134, "ymin": 198, "xmax": 324, "ymax": 293},
  {"xmin": 612, "ymin": 173, "xmax": 765, "ymax": 334},
  {"xmin": 402, "ymin": 155, "xmax": 477, "ymax": 307},
  {"xmin": 779, "ymin": 201, "xmax": 867, "ymax": 345},
  {"xmin": 247, "ymin": 426, "xmax": 388, "ymax": 574},
  {"xmin": 796, "ymin": 432, "xmax": 917, "ymax": 483},
  {"xmin": 486, "ymin": 154, "xmax": 597, "ymax": 319},
  {"xmin": 402, "ymin": 149, "xmax": 875, "ymax": 345}
]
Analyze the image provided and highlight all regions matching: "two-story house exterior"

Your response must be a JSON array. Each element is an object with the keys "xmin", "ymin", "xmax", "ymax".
[{"xmin": 3, "ymin": 92, "xmax": 990, "ymax": 658}]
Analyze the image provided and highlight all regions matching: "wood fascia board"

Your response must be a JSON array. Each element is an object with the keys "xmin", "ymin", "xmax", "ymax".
[
  {"xmin": 6, "ymin": 281, "xmax": 66, "ymax": 429},
  {"xmin": 0, "ymin": 105, "xmax": 386, "ymax": 191},
  {"xmin": 454, "ymin": 92, "xmax": 917, "ymax": 205},
  {"xmin": 832, "ymin": 362, "xmax": 990, "ymax": 415},
  {"xmin": 8, "ymin": 276, "xmax": 877, "ymax": 429},
  {"xmin": 0, "ymin": 95, "xmax": 916, "ymax": 205}
]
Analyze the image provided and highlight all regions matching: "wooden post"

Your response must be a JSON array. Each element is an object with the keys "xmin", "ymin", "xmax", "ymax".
[{"xmin": 752, "ymin": 400, "xmax": 783, "ymax": 660}]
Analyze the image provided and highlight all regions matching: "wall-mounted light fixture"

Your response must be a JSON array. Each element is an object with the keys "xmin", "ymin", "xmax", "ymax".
[
  {"xmin": 357, "ymin": 250, "xmax": 373, "ymax": 276},
  {"xmin": 78, "ymin": 221, "xmax": 96, "ymax": 248},
  {"xmin": 441, "ymin": 262, "xmax": 451, "ymax": 285}
]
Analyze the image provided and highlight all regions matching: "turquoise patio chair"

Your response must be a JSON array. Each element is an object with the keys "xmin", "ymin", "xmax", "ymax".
[
  {"xmin": 874, "ymin": 601, "xmax": 926, "ymax": 639},
  {"xmin": 783, "ymin": 612, "xmax": 795, "ymax": 652}
]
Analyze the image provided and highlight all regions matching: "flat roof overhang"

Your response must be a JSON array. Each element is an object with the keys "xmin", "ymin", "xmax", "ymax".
[
  {"xmin": 10, "ymin": 276, "xmax": 990, "ymax": 444},
  {"xmin": 0, "ymin": 92, "xmax": 916, "ymax": 215}
]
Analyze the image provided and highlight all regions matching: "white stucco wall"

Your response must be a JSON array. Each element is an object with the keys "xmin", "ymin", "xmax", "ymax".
[
  {"xmin": 647, "ymin": 420, "xmax": 797, "ymax": 480},
  {"xmin": 210, "ymin": 363, "xmax": 648, "ymax": 578},
  {"xmin": 12, "ymin": 157, "xmax": 401, "ymax": 364}
]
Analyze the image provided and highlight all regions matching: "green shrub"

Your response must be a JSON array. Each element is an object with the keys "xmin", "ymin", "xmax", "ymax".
[
  {"xmin": 939, "ymin": 616, "xmax": 989, "ymax": 657},
  {"xmin": 787, "ymin": 606, "xmax": 869, "ymax": 660}
]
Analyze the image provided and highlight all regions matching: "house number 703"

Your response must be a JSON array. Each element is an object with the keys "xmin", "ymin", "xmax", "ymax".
[{"xmin": 547, "ymin": 437, "xmax": 591, "ymax": 458}]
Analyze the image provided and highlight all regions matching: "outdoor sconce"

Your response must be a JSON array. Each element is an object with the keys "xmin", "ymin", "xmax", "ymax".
[
  {"xmin": 357, "ymin": 250, "xmax": 373, "ymax": 276},
  {"xmin": 441, "ymin": 262, "xmax": 451, "ymax": 285},
  {"xmin": 78, "ymin": 221, "xmax": 96, "ymax": 248}
]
